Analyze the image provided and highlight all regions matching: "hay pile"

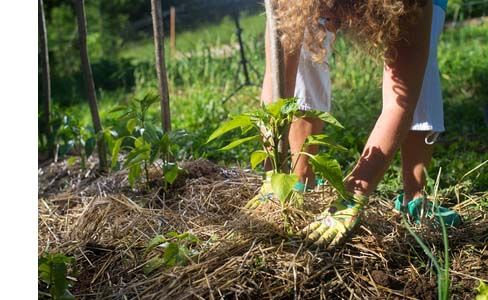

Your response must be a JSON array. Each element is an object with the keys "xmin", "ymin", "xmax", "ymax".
[{"xmin": 38, "ymin": 158, "xmax": 488, "ymax": 299}]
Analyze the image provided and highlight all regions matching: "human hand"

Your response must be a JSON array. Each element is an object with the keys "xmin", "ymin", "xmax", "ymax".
[{"xmin": 301, "ymin": 194, "xmax": 368, "ymax": 249}]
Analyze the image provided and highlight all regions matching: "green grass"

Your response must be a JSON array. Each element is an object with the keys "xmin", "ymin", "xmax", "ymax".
[{"xmin": 121, "ymin": 13, "xmax": 266, "ymax": 63}]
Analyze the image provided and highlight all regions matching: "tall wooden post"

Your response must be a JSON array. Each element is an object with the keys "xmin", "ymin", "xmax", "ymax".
[
  {"xmin": 170, "ymin": 6, "xmax": 176, "ymax": 53},
  {"xmin": 151, "ymin": 0, "xmax": 171, "ymax": 132},
  {"xmin": 74, "ymin": 0, "xmax": 108, "ymax": 171},
  {"xmin": 264, "ymin": 0, "xmax": 285, "ymax": 100},
  {"xmin": 39, "ymin": 0, "xmax": 53, "ymax": 158},
  {"xmin": 264, "ymin": 0, "xmax": 287, "ymax": 169}
]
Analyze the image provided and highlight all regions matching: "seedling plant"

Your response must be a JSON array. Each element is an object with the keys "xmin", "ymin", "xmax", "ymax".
[
  {"xmin": 143, "ymin": 231, "xmax": 201, "ymax": 275},
  {"xmin": 54, "ymin": 114, "xmax": 96, "ymax": 169},
  {"xmin": 208, "ymin": 98, "xmax": 349, "ymax": 222},
  {"xmin": 110, "ymin": 93, "xmax": 183, "ymax": 189}
]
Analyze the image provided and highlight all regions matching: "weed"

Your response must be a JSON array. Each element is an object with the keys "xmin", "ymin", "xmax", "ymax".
[{"xmin": 403, "ymin": 168, "xmax": 451, "ymax": 300}]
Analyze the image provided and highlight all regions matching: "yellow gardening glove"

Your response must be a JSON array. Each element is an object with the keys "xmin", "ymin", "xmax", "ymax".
[
  {"xmin": 245, "ymin": 177, "xmax": 275, "ymax": 209},
  {"xmin": 301, "ymin": 194, "xmax": 368, "ymax": 249},
  {"xmin": 245, "ymin": 172, "xmax": 305, "ymax": 209}
]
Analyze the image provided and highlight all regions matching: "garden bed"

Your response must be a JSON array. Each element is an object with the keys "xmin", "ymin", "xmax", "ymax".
[{"xmin": 38, "ymin": 158, "xmax": 488, "ymax": 299}]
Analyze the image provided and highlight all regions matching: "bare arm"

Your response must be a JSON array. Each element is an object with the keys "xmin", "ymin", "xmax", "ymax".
[{"xmin": 346, "ymin": 0, "xmax": 433, "ymax": 195}]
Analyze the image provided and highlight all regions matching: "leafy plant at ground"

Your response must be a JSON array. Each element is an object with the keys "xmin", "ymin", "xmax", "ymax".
[
  {"xmin": 38, "ymin": 252, "xmax": 76, "ymax": 300},
  {"xmin": 110, "ymin": 92, "xmax": 184, "ymax": 188},
  {"xmin": 53, "ymin": 114, "xmax": 96, "ymax": 169},
  {"xmin": 208, "ymin": 98, "xmax": 348, "ymax": 208},
  {"xmin": 143, "ymin": 231, "xmax": 201, "ymax": 275}
]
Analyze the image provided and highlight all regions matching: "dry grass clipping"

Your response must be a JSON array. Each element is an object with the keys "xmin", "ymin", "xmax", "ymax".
[{"xmin": 38, "ymin": 158, "xmax": 488, "ymax": 299}]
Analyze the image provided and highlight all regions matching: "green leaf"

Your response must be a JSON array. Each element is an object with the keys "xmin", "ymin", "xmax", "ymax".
[
  {"xmin": 304, "ymin": 134, "xmax": 348, "ymax": 151},
  {"xmin": 250, "ymin": 150, "xmax": 268, "ymax": 169},
  {"xmin": 158, "ymin": 133, "xmax": 171, "ymax": 155},
  {"xmin": 280, "ymin": 98, "xmax": 300, "ymax": 115},
  {"xmin": 109, "ymin": 105, "xmax": 127, "ymax": 114},
  {"xmin": 66, "ymin": 156, "xmax": 78, "ymax": 166},
  {"xmin": 476, "ymin": 280, "xmax": 488, "ymax": 300},
  {"xmin": 207, "ymin": 115, "xmax": 252, "ymax": 143},
  {"xmin": 126, "ymin": 118, "xmax": 138, "ymax": 133},
  {"xmin": 84, "ymin": 137, "xmax": 96, "ymax": 157},
  {"xmin": 134, "ymin": 136, "xmax": 145, "ymax": 148},
  {"xmin": 124, "ymin": 146, "xmax": 150, "ymax": 168},
  {"xmin": 144, "ymin": 235, "xmax": 167, "ymax": 257},
  {"xmin": 164, "ymin": 164, "xmax": 181, "ymax": 184},
  {"xmin": 219, "ymin": 135, "xmax": 259, "ymax": 151},
  {"xmin": 271, "ymin": 173, "xmax": 298, "ymax": 204},
  {"xmin": 128, "ymin": 164, "xmax": 142, "ymax": 187},
  {"xmin": 176, "ymin": 232, "xmax": 200, "ymax": 244},
  {"xmin": 111, "ymin": 138, "xmax": 123, "ymax": 169},
  {"xmin": 143, "ymin": 256, "xmax": 166, "ymax": 275},
  {"xmin": 265, "ymin": 98, "xmax": 287, "ymax": 118},
  {"xmin": 162, "ymin": 242, "xmax": 180, "ymax": 267},
  {"xmin": 149, "ymin": 143, "xmax": 161, "ymax": 164},
  {"xmin": 309, "ymin": 154, "xmax": 346, "ymax": 198},
  {"xmin": 143, "ymin": 123, "xmax": 161, "ymax": 144},
  {"xmin": 301, "ymin": 111, "xmax": 344, "ymax": 128}
]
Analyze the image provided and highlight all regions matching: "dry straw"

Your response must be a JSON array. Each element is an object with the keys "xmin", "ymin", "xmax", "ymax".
[{"xmin": 39, "ymin": 158, "xmax": 488, "ymax": 299}]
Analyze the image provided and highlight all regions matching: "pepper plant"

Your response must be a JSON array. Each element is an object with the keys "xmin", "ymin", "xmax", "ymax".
[
  {"xmin": 208, "ymin": 98, "xmax": 348, "ymax": 207},
  {"xmin": 110, "ymin": 93, "xmax": 183, "ymax": 188},
  {"xmin": 54, "ymin": 114, "xmax": 96, "ymax": 170}
]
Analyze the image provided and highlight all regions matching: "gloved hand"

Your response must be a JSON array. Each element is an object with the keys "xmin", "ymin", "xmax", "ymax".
[
  {"xmin": 301, "ymin": 194, "xmax": 368, "ymax": 249},
  {"xmin": 245, "ymin": 172, "xmax": 306, "ymax": 209},
  {"xmin": 245, "ymin": 176, "xmax": 275, "ymax": 209}
]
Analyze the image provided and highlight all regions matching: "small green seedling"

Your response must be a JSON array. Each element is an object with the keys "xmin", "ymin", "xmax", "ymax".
[
  {"xmin": 143, "ymin": 231, "xmax": 201, "ymax": 275},
  {"xmin": 403, "ymin": 168, "xmax": 451, "ymax": 300},
  {"xmin": 38, "ymin": 252, "xmax": 76, "ymax": 300},
  {"xmin": 110, "ymin": 93, "xmax": 183, "ymax": 188},
  {"xmin": 54, "ymin": 114, "xmax": 96, "ymax": 169},
  {"xmin": 208, "ymin": 98, "xmax": 348, "ymax": 207}
]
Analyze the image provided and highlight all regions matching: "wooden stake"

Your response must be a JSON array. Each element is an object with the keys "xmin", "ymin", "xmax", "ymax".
[
  {"xmin": 170, "ymin": 6, "xmax": 176, "ymax": 53},
  {"xmin": 264, "ymin": 0, "xmax": 288, "ymax": 170},
  {"xmin": 39, "ymin": 0, "xmax": 53, "ymax": 158},
  {"xmin": 151, "ymin": 0, "xmax": 171, "ymax": 132},
  {"xmin": 264, "ymin": 0, "xmax": 285, "ymax": 100},
  {"xmin": 74, "ymin": 0, "xmax": 108, "ymax": 171}
]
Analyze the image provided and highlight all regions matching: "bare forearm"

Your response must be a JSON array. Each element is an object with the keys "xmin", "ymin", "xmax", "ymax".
[{"xmin": 346, "ymin": 1, "xmax": 433, "ymax": 195}]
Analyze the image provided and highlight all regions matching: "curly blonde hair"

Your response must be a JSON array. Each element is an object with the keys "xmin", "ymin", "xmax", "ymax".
[{"xmin": 274, "ymin": 0, "xmax": 425, "ymax": 62}]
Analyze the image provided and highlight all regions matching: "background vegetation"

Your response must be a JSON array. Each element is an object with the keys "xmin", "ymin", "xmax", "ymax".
[{"xmin": 39, "ymin": 0, "xmax": 488, "ymax": 199}]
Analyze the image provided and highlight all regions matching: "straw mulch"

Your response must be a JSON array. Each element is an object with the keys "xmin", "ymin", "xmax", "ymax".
[{"xmin": 38, "ymin": 158, "xmax": 488, "ymax": 299}]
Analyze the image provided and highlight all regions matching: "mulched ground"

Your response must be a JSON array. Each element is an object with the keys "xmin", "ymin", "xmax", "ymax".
[{"xmin": 38, "ymin": 158, "xmax": 488, "ymax": 299}]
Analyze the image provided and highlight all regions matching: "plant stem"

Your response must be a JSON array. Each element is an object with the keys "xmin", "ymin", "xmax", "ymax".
[{"xmin": 144, "ymin": 161, "xmax": 150, "ymax": 188}]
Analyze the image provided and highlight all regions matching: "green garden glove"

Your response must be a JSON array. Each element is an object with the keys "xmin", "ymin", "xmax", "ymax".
[
  {"xmin": 301, "ymin": 194, "xmax": 368, "ymax": 249},
  {"xmin": 394, "ymin": 194, "xmax": 462, "ymax": 227}
]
